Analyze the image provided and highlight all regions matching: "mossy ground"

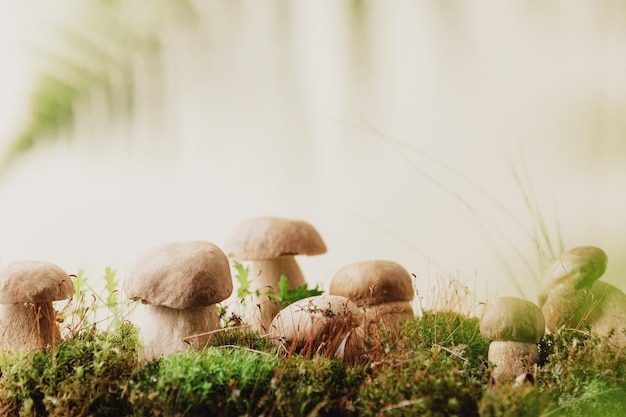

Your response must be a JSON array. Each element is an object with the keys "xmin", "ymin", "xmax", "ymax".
[{"xmin": 0, "ymin": 309, "xmax": 624, "ymax": 417}]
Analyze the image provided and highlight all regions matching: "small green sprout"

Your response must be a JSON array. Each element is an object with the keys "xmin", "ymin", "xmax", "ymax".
[
  {"xmin": 274, "ymin": 275, "xmax": 323, "ymax": 309},
  {"xmin": 232, "ymin": 261, "xmax": 323, "ymax": 308},
  {"xmin": 233, "ymin": 260, "xmax": 252, "ymax": 299}
]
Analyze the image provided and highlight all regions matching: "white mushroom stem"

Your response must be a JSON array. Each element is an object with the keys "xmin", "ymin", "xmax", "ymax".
[
  {"xmin": 134, "ymin": 304, "xmax": 220, "ymax": 361},
  {"xmin": 243, "ymin": 293, "xmax": 281, "ymax": 334},
  {"xmin": 488, "ymin": 341, "xmax": 540, "ymax": 383},
  {"xmin": 248, "ymin": 256, "xmax": 307, "ymax": 293},
  {"xmin": 243, "ymin": 256, "xmax": 307, "ymax": 333},
  {"xmin": 0, "ymin": 302, "xmax": 60, "ymax": 350}
]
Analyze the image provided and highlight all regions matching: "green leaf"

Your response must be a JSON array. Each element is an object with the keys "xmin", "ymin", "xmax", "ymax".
[
  {"xmin": 275, "ymin": 275, "xmax": 323, "ymax": 309},
  {"xmin": 233, "ymin": 261, "xmax": 251, "ymax": 299},
  {"xmin": 277, "ymin": 275, "xmax": 289, "ymax": 300}
]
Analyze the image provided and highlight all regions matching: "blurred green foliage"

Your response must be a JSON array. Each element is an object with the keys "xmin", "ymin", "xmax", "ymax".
[{"xmin": 1, "ymin": 0, "xmax": 197, "ymax": 171}]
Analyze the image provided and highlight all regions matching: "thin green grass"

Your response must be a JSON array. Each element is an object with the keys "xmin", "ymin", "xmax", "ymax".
[
  {"xmin": 64, "ymin": 268, "xmax": 136, "ymax": 333},
  {"xmin": 348, "ymin": 120, "xmax": 564, "ymax": 298}
]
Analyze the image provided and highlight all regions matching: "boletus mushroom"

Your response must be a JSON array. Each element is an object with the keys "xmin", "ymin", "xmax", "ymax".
[
  {"xmin": 538, "ymin": 246, "xmax": 626, "ymax": 348},
  {"xmin": 223, "ymin": 216, "xmax": 327, "ymax": 332},
  {"xmin": 269, "ymin": 294, "xmax": 364, "ymax": 363},
  {"xmin": 124, "ymin": 241, "xmax": 233, "ymax": 360},
  {"xmin": 480, "ymin": 296, "xmax": 545, "ymax": 384},
  {"xmin": 329, "ymin": 260, "xmax": 414, "ymax": 331},
  {"xmin": 0, "ymin": 260, "xmax": 74, "ymax": 350}
]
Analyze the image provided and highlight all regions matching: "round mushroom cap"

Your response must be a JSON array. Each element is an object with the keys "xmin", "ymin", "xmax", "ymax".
[
  {"xmin": 0, "ymin": 260, "xmax": 74, "ymax": 304},
  {"xmin": 124, "ymin": 241, "xmax": 233, "ymax": 310},
  {"xmin": 538, "ymin": 246, "xmax": 607, "ymax": 306},
  {"xmin": 223, "ymin": 216, "xmax": 327, "ymax": 260},
  {"xmin": 329, "ymin": 260, "xmax": 414, "ymax": 306},
  {"xmin": 480, "ymin": 297, "xmax": 545, "ymax": 343},
  {"xmin": 269, "ymin": 294, "xmax": 362, "ymax": 348}
]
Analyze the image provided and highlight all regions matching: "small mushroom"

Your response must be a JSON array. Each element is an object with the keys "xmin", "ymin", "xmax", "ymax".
[
  {"xmin": 329, "ymin": 260, "xmax": 414, "ymax": 331},
  {"xmin": 0, "ymin": 260, "xmax": 74, "ymax": 350},
  {"xmin": 538, "ymin": 246, "xmax": 607, "ymax": 308},
  {"xmin": 480, "ymin": 296, "xmax": 545, "ymax": 384},
  {"xmin": 268, "ymin": 294, "xmax": 364, "ymax": 363},
  {"xmin": 223, "ymin": 216, "xmax": 327, "ymax": 332},
  {"xmin": 539, "ymin": 246, "xmax": 626, "ymax": 348},
  {"xmin": 124, "ymin": 241, "xmax": 233, "ymax": 360}
]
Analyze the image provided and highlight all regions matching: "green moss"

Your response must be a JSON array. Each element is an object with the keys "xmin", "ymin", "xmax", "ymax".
[
  {"xmin": 354, "ymin": 347, "xmax": 484, "ymax": 417},
  {"xmin": 269, "ymin": 357, "xmax": 363, "ymax": 416},
  {"xmin": 394, "ymin": 312, "xmax": 490, "ymax": 370},
  {"xmin": 130, "ymin": 347, "xmax": 278, "ymax": 416},
  {"xmin": 0, "ymin": 322, "xmax": 138, "ymax": 416},
  {"xmin": 0, "ymin": 302, "xmax": 624, "ymax": 416}
]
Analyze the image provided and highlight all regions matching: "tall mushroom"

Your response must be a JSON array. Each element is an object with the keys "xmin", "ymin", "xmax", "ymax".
[
  {"xmin": 268, "ymin": 294, "xmax": 364, "ymax": 363},
  {"xmin": 223, "ymin": 216, "xmax": 327, "ymax": 332},
  {"xmin": 124, "ymin": 241, "xmax": 233, "ymax": 361},
  {"xmin": 0, "ymin": 260, "xmax": 74, "ymax": 350},
  {"xmin": 539, "ymin": 246, "xmax": 626, "ymax": 348},
  {"xmin": 480, "ymin": 297, "xmax": 545, "ymax": 384},
  {"xmin": 329, "ymin": 260, "xmax": 414, "ymax": 331}
]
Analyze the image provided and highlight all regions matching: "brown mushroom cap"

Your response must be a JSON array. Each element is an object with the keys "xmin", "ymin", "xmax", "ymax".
[
  {"xmin": 124, "ymin": 241, "xmax": 233, "ymax": 310},
  {"xmin": 0, "ymin": 260, "xmax": 74, "ymax": 304},
  {"xmin": 480, "ymin": 297, "xmax": 545, "ymax": 344},
  {"xmin": 223, "ymin": 216, "xmax": 327, "ymax": 260},
  {"xmin": 538, "ymin": 246, "xmax": 607, "ymax": 307},
  {"xmin": 329, "ymin": 260, "xmax": 414, "ymax": 306}
]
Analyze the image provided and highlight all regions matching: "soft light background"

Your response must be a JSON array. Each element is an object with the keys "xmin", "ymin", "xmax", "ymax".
[{"xmin": 1, "ymin": 1, "xmax": 625, "ymax": 307}]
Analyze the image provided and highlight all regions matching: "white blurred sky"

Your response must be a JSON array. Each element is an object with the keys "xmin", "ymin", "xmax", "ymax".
[{"xmin": 1, "ymin": 1, "xmax": 626, "ymax": 306}]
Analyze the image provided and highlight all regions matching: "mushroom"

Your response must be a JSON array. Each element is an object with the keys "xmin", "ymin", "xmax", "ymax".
[
  {"xmin": 539, "ymin": 246, "xmax": 626, "ymax": 348},
  {"xmin": 329, "ymin": 260, "xmax": 414, "ymax": 331},
  {"xmin": 479, "ymin": 296, "xmax": 545, "ymax": 384},
  {"xmin": 268, "ymin": 294, "xmax": 364, "ymax": 363},
  {"xmin": 124, "ymin": 241, "xmax": 233, "ymax": 361},
  {"xmin": 223, "ymin": 216, "xmax": 327, "ymax": 332},
  {"xmin": 0, "ymin": 260, "xmax": 74, "ymax": 350}
]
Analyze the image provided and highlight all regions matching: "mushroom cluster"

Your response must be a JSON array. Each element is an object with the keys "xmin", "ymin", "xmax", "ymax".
[
  {"xmin": 268, "ymin": 294, "xmax": 364, "ymax": 363},
  {"xmin": 223, "ymin": 216, "xmax": 327, "ymax": 332},
  {"xmin": 0, "ymin": 260, "xmax": 74, "ymax": 350},
  {"xmin": 124, "ymin": 241, "xmax": 233, "ymax": 361},
  {"xmin": 480, "ymin": 296, "xmax": 545, "ymax": 384},
  {"xmin": 538, "ymin": 246, "xmax": 626, "ymax": 348},
  {"xmin": 329, "ymin": 260, "xmax": 414, "ymax": 331}
]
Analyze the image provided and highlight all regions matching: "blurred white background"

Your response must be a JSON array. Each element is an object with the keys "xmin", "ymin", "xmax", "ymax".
[{"xmin": 1, "ymin": 0, "xmax": 625, "ymax": 306}]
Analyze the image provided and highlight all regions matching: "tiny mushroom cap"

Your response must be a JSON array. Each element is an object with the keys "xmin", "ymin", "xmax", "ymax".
[
  {"xmin": 538, "ymin": 246, "xmax": 607, "ymax": 307},
  {"xmin": 0, "ymin": 260, "xmax": 74, "ymax": 303},
  {"xmin": 124, "ymin": 241, "xmax": 233, "ymax": 309},
  {"xmin": 269, "ymin": 294, "xmax": 364, "ymax": 362},
  {"xmin": 480, "ymin": 297, "xmax": 545, "ymax": 344},
  {"xmin": 223, "ymin": 216, "xmax": 327, "ymax": 260},
  {"xmin": 329, "ymin": 260, "xmax": 413, "ymax": 306}
]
